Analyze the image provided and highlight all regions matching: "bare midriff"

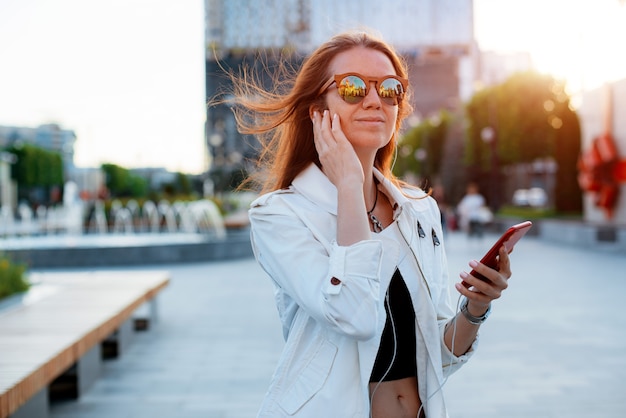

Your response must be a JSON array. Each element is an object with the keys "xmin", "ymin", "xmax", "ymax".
[{"xmin": 369, "ymin": 376, "xmax": 423, "ymax": 418}]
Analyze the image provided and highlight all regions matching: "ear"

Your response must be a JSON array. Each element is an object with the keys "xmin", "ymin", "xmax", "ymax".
[
  {"xmin": 309, "ymin": 103, "xmax": 324, "ymax": 120},
  {"xmin": 309, "ymin": 92, "xmax": 330, "ymax": 118}
]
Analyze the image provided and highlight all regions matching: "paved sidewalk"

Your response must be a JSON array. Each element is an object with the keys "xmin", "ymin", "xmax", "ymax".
[{"xmin": 48, "ymin": 231, "xmax": 626, "ymax": 418}]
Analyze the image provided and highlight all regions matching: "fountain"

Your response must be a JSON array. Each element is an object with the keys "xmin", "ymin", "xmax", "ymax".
[{"xmin": 0, "ymin": 183, "xmax": 252, "ymax": 268}]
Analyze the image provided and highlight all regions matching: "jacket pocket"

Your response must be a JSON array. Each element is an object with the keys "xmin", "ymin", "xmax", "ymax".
[{"xmin": 278, "ymin": 339, "xmax": 338, "ymax": 415}]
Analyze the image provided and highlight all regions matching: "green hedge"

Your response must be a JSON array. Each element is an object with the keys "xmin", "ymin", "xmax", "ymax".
[{"xmin": 0, "ymin": 257, "xmax": 29, "ymax": 300}]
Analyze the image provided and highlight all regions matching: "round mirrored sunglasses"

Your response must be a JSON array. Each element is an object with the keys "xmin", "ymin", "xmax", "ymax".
[{"xmin": 319, "ymin": 72, "xmax": 408, "ymax": 106}]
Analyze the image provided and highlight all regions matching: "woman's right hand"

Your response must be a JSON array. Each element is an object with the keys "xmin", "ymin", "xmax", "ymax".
[
  {"xmin": 312, "ymin": 110, "xmax": 364, "ymax": 189},
  {"xmin": 312, "ymin": 110, "xmax": 371, "ymax": 245}
]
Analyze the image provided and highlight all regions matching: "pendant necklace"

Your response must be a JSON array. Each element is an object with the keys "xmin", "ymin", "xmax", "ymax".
[{"xmin": 367, "ymin": 186, "xmax": 383, "ymax": 233}]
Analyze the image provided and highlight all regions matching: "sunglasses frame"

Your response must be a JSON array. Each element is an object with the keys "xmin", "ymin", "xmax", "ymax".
[{"xmin": 318, "ymin": 72, "xmax": 408, "ymax": 105}]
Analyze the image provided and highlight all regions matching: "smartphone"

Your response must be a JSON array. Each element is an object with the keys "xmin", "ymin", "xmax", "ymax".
[{"xmin": 469, "ymin": 220, "xmax": 533, "ymax": 281}]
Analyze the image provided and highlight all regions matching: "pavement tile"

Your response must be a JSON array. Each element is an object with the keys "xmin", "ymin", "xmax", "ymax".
[{"xmin": 43, "ymin": 231, "xmax": 626, "ymax": 418}]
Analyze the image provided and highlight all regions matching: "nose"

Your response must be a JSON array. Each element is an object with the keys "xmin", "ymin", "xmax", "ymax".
[{"xmin": 361, "ymin": 81, "xmax": 381, "ymax": 108}]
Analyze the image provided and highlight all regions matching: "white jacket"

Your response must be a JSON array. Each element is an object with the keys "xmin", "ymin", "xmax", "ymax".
[{"xmin": 249, "ymin": 164, "xmax": 476, "ymax": 418}]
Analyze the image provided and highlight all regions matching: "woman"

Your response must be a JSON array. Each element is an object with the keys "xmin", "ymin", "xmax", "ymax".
[{"xmin": 229, "ymin": 31, "xmax": 511, "ymax": 418}]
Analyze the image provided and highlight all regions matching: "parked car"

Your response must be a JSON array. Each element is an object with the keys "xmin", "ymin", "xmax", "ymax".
[{"xmin": 512, "ymin": 188, "xmax": 547, "ymax": 207}]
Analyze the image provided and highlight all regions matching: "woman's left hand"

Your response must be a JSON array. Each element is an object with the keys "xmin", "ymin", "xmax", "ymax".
[{"xmin": 455, "ymin": 246, "xmax": 511, "ymax": 312}]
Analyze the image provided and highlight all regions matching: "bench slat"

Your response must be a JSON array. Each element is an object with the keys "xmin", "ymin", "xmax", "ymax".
[{"xmin": 0, "ymin": 271, "xmax": 169, "ymax": 418}]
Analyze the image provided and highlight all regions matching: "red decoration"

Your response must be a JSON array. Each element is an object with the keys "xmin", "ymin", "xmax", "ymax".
[{"xmin": 578, "ymin": 133, "xmax": 626, "ymax": 218}]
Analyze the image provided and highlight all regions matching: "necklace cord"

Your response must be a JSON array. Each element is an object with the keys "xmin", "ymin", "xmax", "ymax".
[
  {"xmin": 367, "ymin": 188, "xmax": 379, "ymax": 214},
  {"xmin": 367, "ymin": 182, "xmax": 383, "ymax": 233}
]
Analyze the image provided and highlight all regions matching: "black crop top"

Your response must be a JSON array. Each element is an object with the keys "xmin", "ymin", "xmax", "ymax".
[{"xmin": 369, "ymin": 268, "xmax": 417, "ymax": 382}]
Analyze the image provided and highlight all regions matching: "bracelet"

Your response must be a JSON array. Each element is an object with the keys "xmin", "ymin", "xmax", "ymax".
[{"xmin": 460, "ymin": 298, "xmax": 491, "ymax": 325}]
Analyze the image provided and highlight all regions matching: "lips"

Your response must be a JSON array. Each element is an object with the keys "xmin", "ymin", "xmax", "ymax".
[{"xmin": 356, "ymin": 116, "xmax": 385, "ymax": 123}]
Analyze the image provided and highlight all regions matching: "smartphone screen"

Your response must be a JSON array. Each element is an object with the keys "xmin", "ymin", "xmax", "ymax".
[{"xmin": 470, "ymin": 220, "xmax": 533, "ymax": 281}]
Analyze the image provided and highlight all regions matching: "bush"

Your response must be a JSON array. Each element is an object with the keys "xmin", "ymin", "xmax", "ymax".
[
  {"xmin": 0, "ymin": 257, "xmax": 29, "ymax": 300},
  {"xmin": 497, "ymin": 205, "xmax": 558, "ymax": 220}
]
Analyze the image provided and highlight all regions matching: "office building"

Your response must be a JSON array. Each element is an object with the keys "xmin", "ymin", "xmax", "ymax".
[{"xmin": 205, "ymin": 0, "xmax": 475, "ymax": 183}]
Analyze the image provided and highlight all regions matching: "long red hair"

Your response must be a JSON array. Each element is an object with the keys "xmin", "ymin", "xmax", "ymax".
[{"xmin": 227, "ymin": 31, "xmax": 413, "ymax": 193}]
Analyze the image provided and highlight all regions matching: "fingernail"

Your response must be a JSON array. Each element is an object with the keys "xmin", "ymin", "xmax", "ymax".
[
  {"xmin": 460, "ymin": 271, "xmax": 469, "ymax": 280},
  {"xmin": 469, "ymin": 260, "xmax": 478, "ymax": 268}
]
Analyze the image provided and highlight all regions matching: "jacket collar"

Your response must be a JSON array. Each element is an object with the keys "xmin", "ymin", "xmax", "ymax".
[
  {"xmin": 291, "ymin": 163, "xmax": 416, "ymax": 215},
  {"xmin": 291, "ymin": 163, "xmax": 338, "ymax": 214}
]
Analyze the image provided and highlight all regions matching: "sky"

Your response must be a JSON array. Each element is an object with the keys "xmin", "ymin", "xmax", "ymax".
[
  {"xmin": 0, "ymin": 0, "xmax": 207, "ymax": 174},
  {"xmin": 0, "ymin": 0, "xmax": 625, "ymax": 174},
  {"xmin": 474, "ymin": 0, "xmax": 626, "ymax": 94}
]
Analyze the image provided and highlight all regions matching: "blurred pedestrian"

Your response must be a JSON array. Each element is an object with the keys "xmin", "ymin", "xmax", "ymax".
[{"xmin": 457, "ymin": 182, "xmax": 491, "ymax": 238}]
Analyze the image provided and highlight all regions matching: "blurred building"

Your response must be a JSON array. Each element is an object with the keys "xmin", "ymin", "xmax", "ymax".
[
  {"xmin": 0, "ymin": 123, "xmax": 77, "ymax": 173},
  {"xmin": 206, "ymin": 0, "xmax": 310, "ymax": 51},
  {"xmin": 0, "ymin": 124, "xmax": 78, "ymax": 207},
  {"xmin": 478, "ymin": 51, "xmax": 533, "ymax": 87},
  {"xmin": 0, "ymin": 124, "xmax": 109, "ymax": 206},
  {"xmin": 204, "ymin": 0, "xmax": 476, "ymax": 184}
]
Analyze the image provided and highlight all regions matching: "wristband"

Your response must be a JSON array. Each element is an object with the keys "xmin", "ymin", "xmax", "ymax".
[{"xmin": 460, "ymin": 298, "xmax": 491, "ymax": 325}]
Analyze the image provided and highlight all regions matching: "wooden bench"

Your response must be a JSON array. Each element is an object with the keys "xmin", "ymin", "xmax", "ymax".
[{"xmin": 0, "ymin": 270, "xmax": 170, "ymax": 418}]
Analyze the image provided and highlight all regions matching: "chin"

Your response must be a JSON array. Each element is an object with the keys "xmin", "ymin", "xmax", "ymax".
[{"xmin": 349, "ymin": 137, "xmax": 392, "ymax": 152}]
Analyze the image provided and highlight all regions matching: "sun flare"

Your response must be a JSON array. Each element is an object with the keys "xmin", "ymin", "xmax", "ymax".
[{"xmin": 476, "ymin": 0, "xmax": 626, "ymax": 96}]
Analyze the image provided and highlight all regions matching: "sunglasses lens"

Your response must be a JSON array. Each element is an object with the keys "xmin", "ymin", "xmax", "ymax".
[
  {"xmin": 337, "ymin": 75, "xmax": 367, "ymax": 104},
  {"xmin": 379, "ymin": 78, "xmax": 405, "ymax": 105}
]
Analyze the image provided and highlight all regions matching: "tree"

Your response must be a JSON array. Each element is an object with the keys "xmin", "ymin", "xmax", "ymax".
[
  {"xmin": 553, "ymin": 105, "xmax": 583, "ymax": 213},
  {"xmin": 7, "ymin": 143, "xmax": 64, "ymax": 205},
  {"xmin": 162, "ymin": 172, "xmax": 195, "ymax": 197},
  {"xmin": 8, "ymin": 144, "xmax": 63, "ymax": 187},
  {"xmin": 464, "ymin": 71, "xmax": 582, "ymax": 213},
  {"xmin": 394, "ymin": 110, "xmax": 451, "ymax": 184},
  {"xmin": 101, "ymin": 163, "xmax": 148, "ymax": 198}
]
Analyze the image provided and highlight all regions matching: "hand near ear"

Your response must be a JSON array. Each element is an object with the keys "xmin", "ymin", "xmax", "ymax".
[{"xmin": 311, "ymin": 110, "xmax": 364, "ymax": 189}]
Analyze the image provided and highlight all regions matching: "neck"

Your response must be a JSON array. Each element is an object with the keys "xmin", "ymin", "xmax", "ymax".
[
  {"xmin": 363, "ymin": 170, "xmax": 377, "ymax": 211},
  {"xmin": 357, "ymin": 149, "xmax": 379, "ymax": 210}
]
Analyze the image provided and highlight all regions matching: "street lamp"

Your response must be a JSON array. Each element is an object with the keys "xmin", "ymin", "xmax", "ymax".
[
  {"xmin": 414, "ymin": 147, "xmax": 427, "ymax": 179},
  {"xmin": 480, "ymin": 126, "xmax": 494, "ymax": 143},
  {"xmin": 0, "ymin": 152, "xmax": 17, "ymax": 211},
  {"xmin": 480, "ymin": 126, "xmax": 499, "ymax": 211}
]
